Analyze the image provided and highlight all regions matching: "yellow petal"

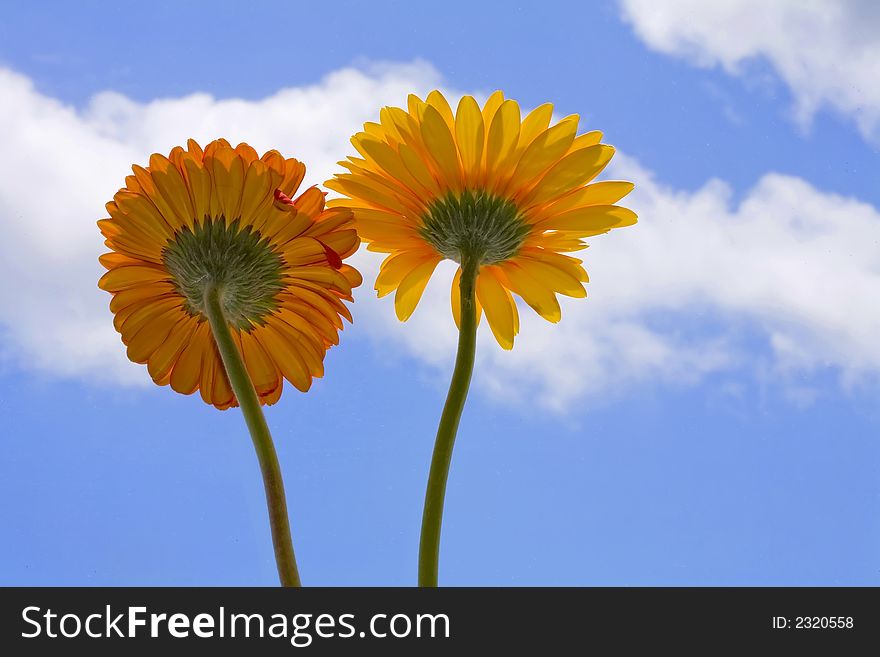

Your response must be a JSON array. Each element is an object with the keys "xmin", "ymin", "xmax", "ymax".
[
  {"xmin": 480, "ymin": 90, "xmax": 505, "ymax": 137},
  {"xmin": 260, "ymin": 379, "xmax": 283, "ymax": 406},
  {"xmin": 525, "ymin": 231, "xmax": 587, "ymax": 252},
  {"xmin": 519, "ymin": 145, "xmax": 615, "ymax": 208},
  {"xmin": 338, "ymin": 264, "xmax": 363, "ymax": 292},
  {"xmin": 398, "ymin": 143, "xmax": 441, "ymax": 196},
  {"xmin": 375, "ymin": 249, "xmax": 437, "ymax": 297},
  {"xmin": 239, "ymin": 330, "xmax": 280, "ymax": 395},
  {"xmin": 420, "ymin": 104, "xmax": 462, "ymax": 190},
  {"xmin": 181, "ymin": 154, "xmax": 211, "ymax": 224},
  {"xmin": 286, "ymin": 266, "xmax": 352, "ymax": 295},
  {"xmin": 426, "ymin": 90, "xmax": 455, "ymax": 130},
  {"xmin": 282, "ymin": 236, "xmax": 332, "ymax": 266},
  {"xmin": 199, "ymin": 340, "xmax": 221, "ymax": 406},
  {"xmin": 496, "ymin": 262, "xmax": 561, "ymax": 322},
  {"xmin": 349, "ymin": 206, "xmax": 417, "ymax": 225},
  {"xmin": 279, "ymin": 158, "xmax": 306, "ymax": 197},
  {"xmin": 383, "ymin": 106, "xmax": 418, "ymax": 144},
  {"xmin": 377, "ymin": 109, "xmax": 404, "ymax": 143},
  {"xmin": 234, "ymin": 142, "xmax": 259, "ymax": 163},
  {"xmin": 208, "ymin": 148, "xmax": 245, "ymax": 224},
  {"xmin": 317, "ymin": 228, "xmax": 360, "ymax": 260},
  {"xmin": 98, "ymin": 251, "xmax": 140, "ymax": 269},
  {"xmin": 102, "ymin": 207, "xmax": 166, "ymax": 262},
  {"xmin": 277, "ymin": 295, "xmax": 340, "ymax": 341},
  {"xmin": 505, "ymin": 116, "xmax": 579, "ymax": 194},
  {"xmin": 454, "ymin": 96, "xmax": 485, "ymax": 182},
  {"xmin": 169, "ymin": 323, "xmax": 209, "ymax": 395},
  {"xmin": 267, "ymin": 314, "xmax": 325, "ymax": 376},
  {"xmin": 394, "ymin": 256, "xmax": 441, "ymax": 321},
  {"xmin": 537, "ymin": 204, "xmax": 638, "ymax": 233},
  {"xmin": 285, "ymin": 282, "xmax": 352, "ymax": 327},
  {"xmin": 325, "ymin": 176, "xmax": 412, "ymax": 216},
  {"xmin": 534, "ymin": 181, "xmax": 635, "ymax": 220},
  {"xmin": 522, "ymin": 248, "xmax": 588, "ymax": 280},
  {"xmin": 126, "ymin": 307, "xmax": 184, "ymax": 363},
  {"xmin": 339, "ymin": 166, "xmax": 424, "ymax": 215},
  {"xmin": 362, "ymin": 121, "xmax": 385, "ymax": 140},
  {"xmin": 515, "ymin": 254, "xmax": 587, "ymax": 297},
  {"xmin": 293, "ymin": 186, "xmax": 325, "ymax": 217},
  {"xmin": 355, "ymin": 215, "xmax": 420, "ymax": 244},
  {"xmin": 281, "ymin": 290, "xmax": 343, "ymax": 333},
  {"xmin": 484, "ymin": 99, "xmax": 521, "ymax": 183},
  {"xmin": 109, "ymin": 282, "xmax": 176, "ymax": 314},
  {"xmin": 98, "ymin": 264, "xmax": 169, "ymax": 292},
  {"xmin": 239, "ymin": 160, "xmax": 280, "ymax": 229},
  {"xmin": 113, "ymin": 193, "xmax": 175, "ymax": 241},
  {"xmin": 275, "ymin": 299, "xmax": 337, "ymax": 345},
  {"xmin": 149, "ymin": 154, "xmax": 195, "ymax": 229},
  {"xmin": 103, "ymin": 237, "xmax": 161, "ymax": 265},
  {"xmin": 571, "ymin": 130, "xmax": 603, "ymax": 150},
  {"xmin": 476, "ymin": 268, "xmax": 517, "ymax": 349},
  {"xmin": 407, "ymin": 93, "xmax": 426, "ymax": 118},
  {"xmin": 356, "ymin": 136, "xmax": 429, "ymax": 196},
  {"xmin": 147, "ymin": 315, "xmax": 199, "ymax": 384},
  {"xmin": 262, "ymin": 206, "xmax": 313, "ymax": 245},
  {"xmin": 307, "ymin": 207, "xmax": 355, "ymax": 236},
  {"xmin": 254, "ymin": 328, "xmax": 312, "ymax": 392},
  {"xmin": 130, "ymin": 165, "xmax": 180, "ymax": 233},
  {"xmin": 508, "ymin": 279, "xmax": 520, "ymax": 335},
  {"xmin": 119, "ymin": 296, "xmax": 183, "ymax": 342},
  {"xmin": 518, "ymin": 103, "xmax": 554, "ymax": 150},
  {"xmin": 209, "ymin": 349, "xmax": 235, "ymax": 409}
]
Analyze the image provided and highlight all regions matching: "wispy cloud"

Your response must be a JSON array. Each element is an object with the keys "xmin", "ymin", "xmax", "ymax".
[
  {"xmin": 0, "ymin": 61, "xmax": 444, "ymax": 384},
  {"xmin": 374, "ymin": 156, "xmax": 880, "ymax": 409},
  {"xmin": 619, "ymin": 0, "xmax": 880, "ymax": 141},
  {"xmin": 0, "ymin": 62, "xmax": 877, "ymax": 411}
]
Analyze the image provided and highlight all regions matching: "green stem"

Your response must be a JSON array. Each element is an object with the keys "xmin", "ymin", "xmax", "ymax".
[
  {"xmin": 418, "ymin": 255, "xmax": 480, "ymax": 587},
  {"xmin": 203, "ymin": 283, "xmax": 301, "ymax": 587}
]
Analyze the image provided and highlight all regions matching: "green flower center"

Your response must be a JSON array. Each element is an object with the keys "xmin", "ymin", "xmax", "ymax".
[
  {"xmin": 419, "ymin": 190, "xmax": 530, "ymax": 264},
  {"xmin": 163, "ymin": 218, "xmax": 284, "ymax": 330}
]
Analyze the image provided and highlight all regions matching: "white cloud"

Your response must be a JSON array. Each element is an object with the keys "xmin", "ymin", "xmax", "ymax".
[
  {"xmin": 0, "ymin": 62, "xmax": 878, "ymax": 411},
  {"xmin": 372, "ymin": 156, "xmax": 880, "ymax": 409},
  {"xmin": 0, "ymin": 61, "xmax": 443, "ymax": 384},
  {"xmin": 619, "ymin": 0, "xmax": 880, "ymax": 140}
]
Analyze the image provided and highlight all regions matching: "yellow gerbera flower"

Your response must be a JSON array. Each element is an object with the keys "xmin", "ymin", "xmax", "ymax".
[
  {"xmin": 327, "ymin": 89, "xmax": 636, "ymax": 349},
  {"xmin": 331, "ymin": 90, "xmax": 636, "ymax": 586},
  {"xmin": 98, "ymin": 138, "xmax": 362, "ymax": 410}
]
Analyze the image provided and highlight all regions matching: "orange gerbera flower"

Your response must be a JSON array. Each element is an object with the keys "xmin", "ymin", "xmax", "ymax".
[{"xmin": 98, "ymin": 138, "xmax": 361, "ymax": 409}]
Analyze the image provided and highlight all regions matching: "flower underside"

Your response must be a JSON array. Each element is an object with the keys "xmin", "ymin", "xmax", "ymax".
[
  {"xmin": 419, "ymin": 190, "xmax": 530, "ymax": 265},
  {"xmin": 163, "ymin": 217, "xmax": 284, "ymax": 330},
  {"xmin": 329, "ymin": 90, "xmax": 637, "ymax": 350}
]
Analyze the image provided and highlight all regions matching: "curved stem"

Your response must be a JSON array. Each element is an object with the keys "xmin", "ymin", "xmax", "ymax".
[
  {"xmin": 203, "ymin": 283, "xmax": 301, "ymax": 587},
  {"xmin": 418, "ymin": 255, "xmax": 480, "ymax": 587}
]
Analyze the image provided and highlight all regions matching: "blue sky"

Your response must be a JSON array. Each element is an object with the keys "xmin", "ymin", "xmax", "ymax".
[{"xmin": 1, "ymin": 0, "xmax": 878, "ymax": 585}]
